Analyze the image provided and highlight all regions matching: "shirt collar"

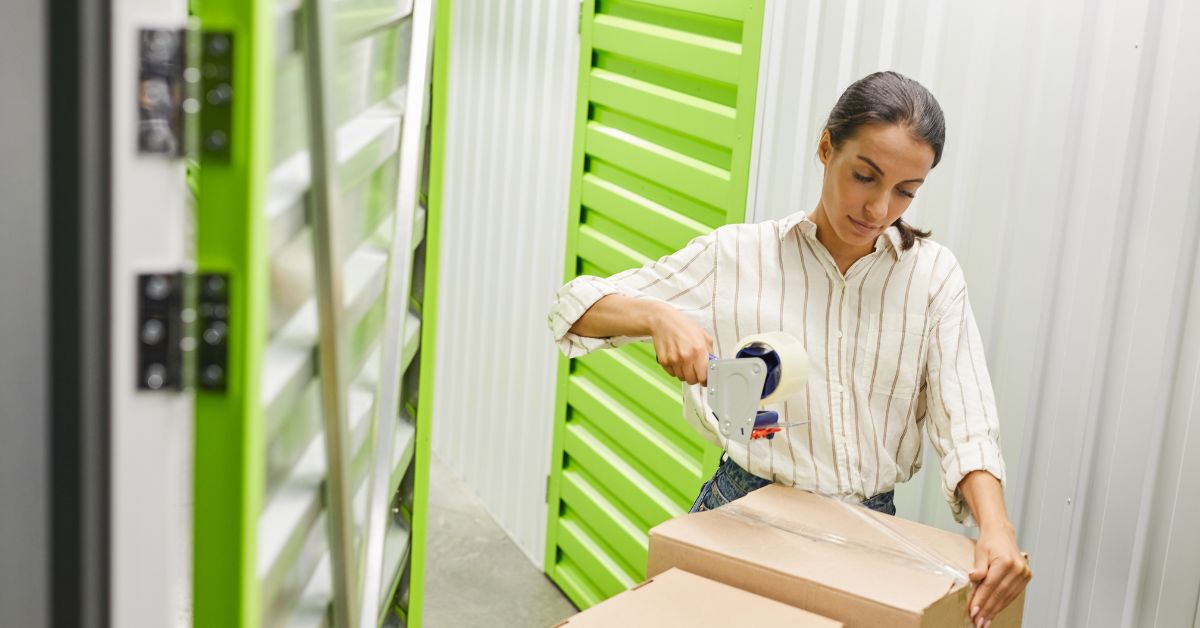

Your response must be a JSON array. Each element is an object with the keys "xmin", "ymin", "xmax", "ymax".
[
  {"xmin": 778, "ymin": 212, "xmax": 815, "ymax": 241},
  {"xmin": 778, "ymin": 212, "xmax": 904, "ymax": 260},
  {"xmin": 879, "ymin": 225, "xmax": 903, "ymax": 259}
]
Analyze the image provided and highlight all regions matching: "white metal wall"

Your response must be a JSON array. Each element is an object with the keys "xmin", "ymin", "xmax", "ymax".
[
  {"xmin": 110, "ymin": 2, "xmax": 193, "ymax": 627},
  {"xmin": 747, "ymin": 1, "xmax": 1200, "ymax": 626},
  {"xmin": 430, "ymin": 0, "xmax": 580, "ymax": 567}
]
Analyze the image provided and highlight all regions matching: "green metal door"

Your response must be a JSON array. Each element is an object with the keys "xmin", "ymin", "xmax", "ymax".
[
  {"xmin": 190, "ymin": 0, "xmax": 439, "ymax": 625},
  {"xmin": 544, "ymin": 0, "xmax": 766, "ymax": 609}
]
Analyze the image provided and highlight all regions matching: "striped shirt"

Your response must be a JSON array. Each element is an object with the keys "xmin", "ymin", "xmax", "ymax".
[{"xmin": 548, "ymin": 212, "xmax": 1006, "ymax": 523}]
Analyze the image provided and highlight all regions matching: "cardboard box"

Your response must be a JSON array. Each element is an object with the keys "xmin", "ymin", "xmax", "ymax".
[
  {"xmin": 647, "ymin": 485, "xmax": 1025, "ymax": 628},
  {"xmin": 553, "ymin": 567, "xmax": 843, "ymax": 627}
]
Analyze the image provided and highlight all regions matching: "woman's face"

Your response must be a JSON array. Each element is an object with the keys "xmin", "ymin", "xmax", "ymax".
[{"xmin": 817, "ymin": 123, "xmax": 936, "ymax": 249}]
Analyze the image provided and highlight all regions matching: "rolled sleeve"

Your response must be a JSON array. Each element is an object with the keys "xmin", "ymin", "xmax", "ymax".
[
  {"xmin": 937, "ymin": 438, "xmax": 1007, "ymax": 525},
  {"xmin": 924, "ymin": 264, "xmax": 1007, "ymax": 525},
  {"xmin": 548, "ymin": 276, "xmax": 628, "ymax": 358},
  {"xmin": 547, "ymin": 230, "xmax": 718, "ymax": 359}
]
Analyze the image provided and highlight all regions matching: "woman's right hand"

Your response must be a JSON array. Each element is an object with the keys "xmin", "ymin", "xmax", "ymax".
[{"xmin": 648, "ymin": 304, "xmax": 713, "ymax": 386}]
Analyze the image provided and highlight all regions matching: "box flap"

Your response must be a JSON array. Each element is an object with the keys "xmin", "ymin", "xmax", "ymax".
[{"xmin": 554, "ymin": 568, "xmax": 843, "ymax": 627}]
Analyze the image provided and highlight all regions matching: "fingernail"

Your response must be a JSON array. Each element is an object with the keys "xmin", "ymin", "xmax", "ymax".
[
  {"xmin": 985, "ymin": 621, "xmax": 992, "ymax": 628},
  {"xmin": 971, "ymin": 606, "xmax": 980, "ymax": 618}
]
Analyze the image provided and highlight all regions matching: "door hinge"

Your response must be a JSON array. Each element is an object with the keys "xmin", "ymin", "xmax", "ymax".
[
  {"xmin": 137, "ymin": 27, "xmax": 235, "ymax": 159},
  {"xmin": 195, "ymin": 273, "xmax": 230, "ymax": 391},
  {"xmin": 196, "ymin": 30, "xmax": 235, "ymax": 161},
  {"xmin": 137, "ymin": 272, "xmax": 185, "ymax": 390},
  {"xmin": 545, "ymin": 474, "xmax": 551, "ymax": 502},
  {"xmin": 138, "ymin": 28, "xmax": 188, "ymax": 156},
  {"xmin": 137, "ymin": 272, "xmax": 229, "ymax": 392}
]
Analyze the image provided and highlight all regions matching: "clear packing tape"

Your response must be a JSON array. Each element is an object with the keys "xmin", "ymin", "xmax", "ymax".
[
  {"xmin": 732, "ymin": 331, "xmax": 810, "ymax": 404},
  {"xmin": 719, "ymin": 489, "xmax": 971, "ymax": 587}
]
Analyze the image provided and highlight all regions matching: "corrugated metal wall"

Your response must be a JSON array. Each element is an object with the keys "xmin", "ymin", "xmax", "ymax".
[
  {"xmin": 430, "ymin": 0, "xmax": 580, "ymax": 567},
  {"xmin": 747, "ymin": 0, "xmax": 1200, "ymax": 625}
]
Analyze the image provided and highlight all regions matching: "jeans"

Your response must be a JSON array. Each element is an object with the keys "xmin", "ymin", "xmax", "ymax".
[{"xmin": 689, "ymin": 457, "xmax": 897, "ymax": 516}]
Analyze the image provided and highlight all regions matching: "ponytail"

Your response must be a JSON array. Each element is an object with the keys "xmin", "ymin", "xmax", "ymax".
[{"xmin": 892, "ymin": 218, "xmax": 931, "ymax": 250}]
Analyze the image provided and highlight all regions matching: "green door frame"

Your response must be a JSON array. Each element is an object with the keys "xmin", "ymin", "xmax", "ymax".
[{"xmin": 192, "ymin": 0, "xmax": 273, "ymax": 625}]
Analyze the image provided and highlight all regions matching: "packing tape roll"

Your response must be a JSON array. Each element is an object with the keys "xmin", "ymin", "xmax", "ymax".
[{"xmin": 734, "ymin": 331, "xmax": 810, "ymax": 404}]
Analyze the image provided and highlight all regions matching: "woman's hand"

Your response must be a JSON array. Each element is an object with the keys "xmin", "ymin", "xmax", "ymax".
[
  {"xmin": 969, "ymin": 522, "xmax": 1031, "ymax": 626},
  {"xmin": 567, "ymin": 294, "xmax": 712, "ymax": 385},
  {"xmin": 648, "ymin": 304, "xmax": 713, "ymax": 386},
  {"xmin": 958, "ymin": 470, "xmax": 1032, "ymax": 627}
]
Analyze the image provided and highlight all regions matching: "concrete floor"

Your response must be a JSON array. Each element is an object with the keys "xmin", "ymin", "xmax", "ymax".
[{"xmin": 422, "ymin": 454, "xmax": 577, "ymax": 627}]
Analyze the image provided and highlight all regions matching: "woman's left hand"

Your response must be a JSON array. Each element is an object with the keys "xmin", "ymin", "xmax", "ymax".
[{"xmin": 968, "ymin": 522, "xmax": 1032, "ymax": 627}]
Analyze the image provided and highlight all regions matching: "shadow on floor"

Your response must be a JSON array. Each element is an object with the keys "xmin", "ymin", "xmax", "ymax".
[{"xmin": 421, "ymin": 454, "xmax": 577, "ymax": 627}]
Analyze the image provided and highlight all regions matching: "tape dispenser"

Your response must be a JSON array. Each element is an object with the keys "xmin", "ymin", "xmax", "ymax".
[{"xmin": 707, "ymin": 331, "xmax": 810, "ymax": 450}]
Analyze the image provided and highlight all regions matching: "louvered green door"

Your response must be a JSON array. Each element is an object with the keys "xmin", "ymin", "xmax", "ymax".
[
  {"xmin": 191, "ymin": 0, "xmax": 436, "ymax": 625},
  {"xmin": 544, "ymin": 0, "xmax": 766, "ymax": 609}
]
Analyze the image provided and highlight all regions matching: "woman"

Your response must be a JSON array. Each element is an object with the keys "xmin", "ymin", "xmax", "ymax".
[{"xmin": 548, "ymin": 71, "xmax": 1030, "ymax": 627}]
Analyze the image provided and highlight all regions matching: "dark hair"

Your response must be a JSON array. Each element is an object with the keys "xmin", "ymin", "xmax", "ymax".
[{"xmin": 823, "ymin": 71, "xmax": 944, "ymax": 250}]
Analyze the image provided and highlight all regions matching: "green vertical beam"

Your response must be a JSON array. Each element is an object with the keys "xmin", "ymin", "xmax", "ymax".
[
  {"xmin": 407, "ymin": 0, "xmax": 452, "ymax": 625},
  {"xmin": 192, "ymin": 0, "xmax": 273, "ymax": 626},
  {"xmin": 543, "ymin": 0, "xmax": 598, "ymax": 580}
]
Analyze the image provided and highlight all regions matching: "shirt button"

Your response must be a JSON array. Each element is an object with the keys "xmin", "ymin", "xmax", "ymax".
[{"xmin": 834, "ymin": 330, "xmax": 843, "ymax": 339}]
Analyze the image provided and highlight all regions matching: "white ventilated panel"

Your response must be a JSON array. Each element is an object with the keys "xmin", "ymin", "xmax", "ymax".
[
  {"xmin": 747, "ymin": 0, "xmax": 1200, "ymax": 626},
  {"xmin": 430, "ymin": 0, "xmax": 580, "ymax": 567}
]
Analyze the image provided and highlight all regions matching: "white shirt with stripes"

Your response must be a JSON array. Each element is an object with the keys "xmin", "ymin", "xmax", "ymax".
[{"xmin": 548, "ymin": 212, "xmax": 1006, "ymax": 523}]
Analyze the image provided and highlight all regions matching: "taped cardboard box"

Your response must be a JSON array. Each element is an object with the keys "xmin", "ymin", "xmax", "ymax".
[
  {"xmin": 553, "ymin": 567, "xmax": 843, "ymax": 627},
  {"xmin": 647, "ymin": 485, "xmax": 1025, "ymax": 628}
]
